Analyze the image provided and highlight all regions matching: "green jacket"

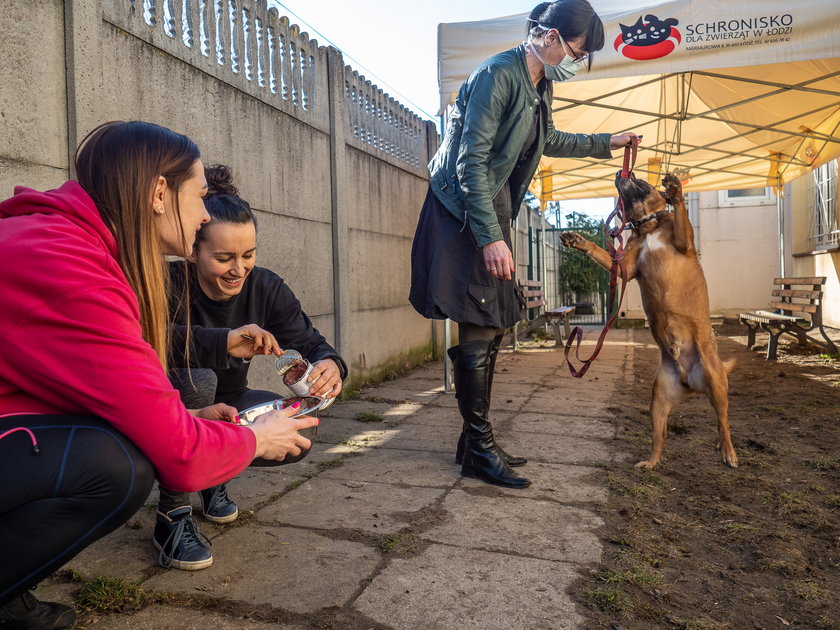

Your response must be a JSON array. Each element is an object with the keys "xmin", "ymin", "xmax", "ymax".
[{"xmin": 429, "ymin": 44, "xmax": 613, "ymax": 247}]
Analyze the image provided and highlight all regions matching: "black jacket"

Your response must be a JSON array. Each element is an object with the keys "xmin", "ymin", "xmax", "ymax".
[{"xmin": 169, "ymin": 262, "xmax": 347, "ymax": 399}]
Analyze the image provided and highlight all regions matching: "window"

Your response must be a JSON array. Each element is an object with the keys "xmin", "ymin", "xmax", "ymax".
[
  {"xmin": 809, "ymin": 160, "xmax": 839, "ymax": 250},
  {"xmin": 717, "ymin": 187, "xmax": 776, "ymax": 207}
]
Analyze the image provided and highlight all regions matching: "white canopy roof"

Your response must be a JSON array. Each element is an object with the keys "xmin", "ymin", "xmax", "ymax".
[{"xmin": 438, "ymin": 0, "xmax": 840, "ymax": 199}]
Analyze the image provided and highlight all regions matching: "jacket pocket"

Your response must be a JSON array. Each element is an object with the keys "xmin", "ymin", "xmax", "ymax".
[{"xmin": 467, "ymin": 283, "xmax": 496, "ymax": 313}]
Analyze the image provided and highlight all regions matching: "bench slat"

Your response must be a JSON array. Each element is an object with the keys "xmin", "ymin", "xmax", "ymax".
[
  {"xmin": 769, "ymin": 301, "xmax": 817, "ymax": 314},
  {"xmin": 519, "ymin": 280, "xmax": 543, "ymax": 287},
  {"xmin": 546, "ymin": 307, "xmax": 575, "ymax": 316},
  {"xmin": 772, "ymin": 289, "xmax": 821, "ymax": 300},
  {"xmin": 773, "ymin": 277, "xmax": 826, "ymax": 286},
  {"xmin": 521, "ymin": 289, "xmax": 544, "ymax": 298},
  {"xmin": 524, "ymin": 299, "xmax": 546, "ymax": 309}
]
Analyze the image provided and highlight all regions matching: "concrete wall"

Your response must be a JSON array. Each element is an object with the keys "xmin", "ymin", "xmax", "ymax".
[{"xmin": 0, "ymin": 0, "xmax": 439, "ymax": 390}]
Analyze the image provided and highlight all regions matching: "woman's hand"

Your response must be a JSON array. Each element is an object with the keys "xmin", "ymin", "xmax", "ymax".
[
  {"xmin": 191, "ymin": 403, "xmax": 240, "ymax": 423},
  {"xmin": 227, "ymin": 324, "xmax": 283, "ymax": 359},
  {"xmin": 482, "ymin": 240, "xmax": 514, "ymax": 281},
  {"xmin": 610, "ymin": 132, "xmax": 643, "ymax": 150},
  {"xmin": 247, "ymin": 403, "xmax": 319, "ymax": 463},
  {"xmin": 307, "ymin": 358, "xmax": 343, "ymax": 398}
]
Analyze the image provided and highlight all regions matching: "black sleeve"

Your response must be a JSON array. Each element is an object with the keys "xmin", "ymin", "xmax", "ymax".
[
  {"xmin": 265, "ymin": 282, "xmax": 348, "ymax": 381},
  {"xmin": 170, "ymin": 323, "xmax": 232, "ymax": 370}
]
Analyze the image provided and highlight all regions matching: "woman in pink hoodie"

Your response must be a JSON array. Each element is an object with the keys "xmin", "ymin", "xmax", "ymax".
[{"xmin": 0, "ymin": 121, "xmax": 317, "ymax": 630}]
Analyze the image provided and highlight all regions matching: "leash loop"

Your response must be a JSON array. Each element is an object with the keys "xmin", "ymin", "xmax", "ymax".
[{"xmin": 564, "ymin": 138, "xmax": 639, "ymax": 378}]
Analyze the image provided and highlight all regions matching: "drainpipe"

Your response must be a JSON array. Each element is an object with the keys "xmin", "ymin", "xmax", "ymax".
[{"xmin": 777, "ymin": 175, "xmax": 786, "ymax": 277}]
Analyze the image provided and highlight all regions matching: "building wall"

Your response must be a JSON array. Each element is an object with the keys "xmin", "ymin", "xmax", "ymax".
[
  {"xmin": 789, "ymin": 167, "xmax": 840, "ymax": 328},
  {"xmin": 0, "ymin": 0, "xmax": 439, "ymax": 390}
]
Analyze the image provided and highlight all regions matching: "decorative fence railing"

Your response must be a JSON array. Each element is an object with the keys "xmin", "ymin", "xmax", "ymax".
[{"xmin": 105, "ymin": 0, "xmax": 431, "ymax": 171}]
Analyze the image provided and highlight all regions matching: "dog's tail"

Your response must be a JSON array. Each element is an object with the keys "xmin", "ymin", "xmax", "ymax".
[{"xmin": 723, "ymin": 357, "xmax": 737, "ymax": 374}]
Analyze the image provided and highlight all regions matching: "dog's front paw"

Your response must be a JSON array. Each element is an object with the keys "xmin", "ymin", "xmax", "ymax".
[
  {"xmin": 560, "ymin": 231, "xmax": 587, "ymax": 251},
  {"xmin": 662, "ymin": 173, "xmax": 683, "ymax": 202},
  {"xmin": 634, "ymin": 459, "xmax": 659, "ymax": 470}
]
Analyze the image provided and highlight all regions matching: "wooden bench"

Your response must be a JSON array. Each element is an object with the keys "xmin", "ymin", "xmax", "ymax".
[
  {"xmin": 739, "ymin": 276, "xmax": 838, "ymax": 359},
  {"xmin": 517, "ymin": 279, "xmax": 576, "ymax": 347}
]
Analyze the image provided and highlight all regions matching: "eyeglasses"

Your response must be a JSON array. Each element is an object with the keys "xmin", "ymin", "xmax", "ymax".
[{"xmin": 556, "ymin": 31, "xmax": 589, "ymax": 65}]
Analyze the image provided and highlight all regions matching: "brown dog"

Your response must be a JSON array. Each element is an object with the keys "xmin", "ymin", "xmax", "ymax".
[{"xmin": 560, "ymin": 173, "xmax": 737, "ymax": 469}]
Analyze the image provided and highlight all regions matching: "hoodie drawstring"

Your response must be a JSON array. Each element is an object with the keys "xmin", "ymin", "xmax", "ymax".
[{"xmin": 0, "ymin": 427, "xmax": 40, "ymax": 454}]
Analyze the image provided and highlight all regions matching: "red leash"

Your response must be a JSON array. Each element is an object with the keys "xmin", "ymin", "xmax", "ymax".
[{"xmin": 563, "ymin": 139, "xmax": 639, "ymax": 378}]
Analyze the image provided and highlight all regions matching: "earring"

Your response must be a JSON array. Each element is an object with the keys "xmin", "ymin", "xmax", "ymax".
[{"xmin": 155, "ymin": 205, "xmax": 165, "ymax": 214}]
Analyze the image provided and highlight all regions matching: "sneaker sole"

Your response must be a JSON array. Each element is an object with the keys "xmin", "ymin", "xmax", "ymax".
[
  {"xmin": 201, "ymin": 507, "xmax": 239, "ymax": 524},
  {"xmin": 153, "ymin": 539, "xmax": 214, "ymax": 570}
]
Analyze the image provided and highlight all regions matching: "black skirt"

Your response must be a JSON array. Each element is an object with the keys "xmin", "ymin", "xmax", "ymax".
[{"xmin": 409, "ymin": 187, "xmax": 523, "ymax": 329}]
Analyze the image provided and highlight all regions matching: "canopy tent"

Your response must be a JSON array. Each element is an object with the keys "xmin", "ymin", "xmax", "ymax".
[{"xmin": 437, "ymin": 0, "xmax": 840, "ymax": 200}]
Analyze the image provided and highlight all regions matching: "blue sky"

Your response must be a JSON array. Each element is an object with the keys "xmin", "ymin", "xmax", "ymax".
[{"xmin": 269, "ymin": 1, "xmax": 616, "ymax": 215}]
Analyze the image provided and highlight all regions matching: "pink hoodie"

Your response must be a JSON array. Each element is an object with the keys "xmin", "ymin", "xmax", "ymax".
[{"xmin": 0, "ymin": 181, "xmax": 256, "ymax": 491}]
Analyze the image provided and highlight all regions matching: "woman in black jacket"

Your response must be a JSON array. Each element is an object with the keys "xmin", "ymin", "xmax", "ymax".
[
  {"xmin": 411, "ymin": 0, "xmax": 639, "ymax": 488},
  {"xmin": 155, "ymin": 164, "xmax": 347, "ymax": 570}
]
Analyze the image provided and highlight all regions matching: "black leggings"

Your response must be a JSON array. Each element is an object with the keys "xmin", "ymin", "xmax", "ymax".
[
  {"xmin": 458, "ymin": 323, "xmax": 503, "ymax": 344},
  {"xmin": 0, "ymin": 415, "xmax": 155, "ymax": 606}
]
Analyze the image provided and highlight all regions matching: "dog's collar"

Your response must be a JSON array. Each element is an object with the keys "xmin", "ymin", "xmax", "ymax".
[{"xmin": 624, "ymin": 209, "xmax": 671, "ymax": 231}]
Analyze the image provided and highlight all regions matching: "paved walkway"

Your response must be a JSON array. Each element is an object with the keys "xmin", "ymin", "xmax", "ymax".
[{"xmin": 44, "ymin": 329, "xmax": 641, "ymax": 629}]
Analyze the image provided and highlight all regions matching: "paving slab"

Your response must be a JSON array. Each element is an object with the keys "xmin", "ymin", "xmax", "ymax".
[
  {"xmin": 370, "ymin": 419, "xmax": 460, "ymax": 453},
  {"xmin": 82, "ymin": 605, "xmax": 305, "ymax": 629},
  {"xmin": 421, "ymin": 490, "xmax": 603, "ymax": 564},
  {"xmin": 501, "ymin": 430, "xmax": 614, "ymax": 465},
  {"xmin": 355, "ymin": 543, "xmax": 585, "ymax": 630},
  {"xmin": 456, "ymin": 462, "xmax": 608, "ymax": 504},
  {"xmin": 318, "ymin": 446, "xmax": 459, "ymax": 488},
  {"xmin": 257, "ymin": 477, "xmax": 446, "ymax": 534},
  {"xmin": 511, "ymin": 411, "xmax": 615, "ymax": 439},
  {"xmin": 144, "ymin": 527, "xmax": 378, "ymax": 615}
]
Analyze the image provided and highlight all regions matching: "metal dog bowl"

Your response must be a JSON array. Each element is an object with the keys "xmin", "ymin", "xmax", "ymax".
[{"xmin": 239, "ymin": 396, "xmax": 323, "ymax": 467}]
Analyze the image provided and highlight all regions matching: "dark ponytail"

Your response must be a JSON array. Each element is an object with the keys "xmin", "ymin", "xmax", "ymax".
[
  {"xmin": 527, "ymin": 0, "xmax": 605, "ymax": 66},
  {"xmin": 196, "ymin": 164, "xmax": 257, "ymax": 246}
]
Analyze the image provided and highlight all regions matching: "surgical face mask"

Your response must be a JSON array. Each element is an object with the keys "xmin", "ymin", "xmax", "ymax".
[{"xmin": 527, "ymin": 27, "xmax": 586, "ymax": 82}]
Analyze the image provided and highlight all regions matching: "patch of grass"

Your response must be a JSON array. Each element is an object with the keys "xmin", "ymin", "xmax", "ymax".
[
  {"xmin": 775, "ymin": 491, "xmax": 808, "ymax": 514},
  {"xmin": 805, "ymin": 457, "xmax": 840, "ymax": 472},
  {"xmin": 757, "ymin": 404, "xmax": 787, "ymax": 415},
  {"xmin": 785, "ymin": 579, "xmax": 828, "ymax": 601},
  {"xmin": 317, "ymin": 458, "xmax": 344, "ymax": 471},
  {"xmin": 825, "ymin": 494, "xmax": 840, "ymax": 511},
  {"xmin": 74, "ymin": 576, "xmax": 146, "ymax": 613},
  {"xmin": 586, "ymin": 586, "xmax": 627, "ymax": 613},
  {"xmin": 721, "ymin": 522, "xmax": 757, "ymax": 536},
  {"xmin": 598, "ymin": 567, "xmax": 661, "ymax": 588},
  {"xmin": 378, "ymin": 532, "xmax": 418, "ymax": 554},
  {"xmin": 354, "ymin": 411, "xmax": 385, "ymax": 423},
  {"xmin": 817, "ymin": 615, "xmax": 840, "ymax": 629}
]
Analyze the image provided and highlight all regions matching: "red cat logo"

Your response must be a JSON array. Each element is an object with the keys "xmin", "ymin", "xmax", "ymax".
[{"xmin": 614, "ymin": 14, "xmax": 681, "ymax": 60}]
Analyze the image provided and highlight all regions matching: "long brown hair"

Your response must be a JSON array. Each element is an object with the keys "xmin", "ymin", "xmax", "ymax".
[{"xmin": 75, "ymin": 121, "xmax": 200, "ymax": 370}]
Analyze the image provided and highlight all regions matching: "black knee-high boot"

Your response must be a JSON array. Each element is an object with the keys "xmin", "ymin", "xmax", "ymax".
[
  {"xmin": 449, "ymin": 340, "xmax": 530, "ymax": 488},
  {"xmin": 454, "ymin": 334, "xmax": 527, "ymax": 467}
]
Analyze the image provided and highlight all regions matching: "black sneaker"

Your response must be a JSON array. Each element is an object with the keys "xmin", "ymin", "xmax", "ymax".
[
  {"xmin": 153, "ymin": 506, "xmax": 213, "ymax": 570},
  {"xmin": 0, "ymin": 590, "xmax": 76, "ymax": 630},
  {"xmin": 198, "ymin": 483, "xmax": 238, "ymax": 523}
]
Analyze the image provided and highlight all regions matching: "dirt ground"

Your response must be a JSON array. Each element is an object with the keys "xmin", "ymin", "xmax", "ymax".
[{"xmin": 571, "ymin": 324, "xmax": 840, "ymax": 630}]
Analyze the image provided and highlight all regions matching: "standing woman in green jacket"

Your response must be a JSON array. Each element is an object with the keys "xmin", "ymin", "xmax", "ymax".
[{"xmin": 410, "ymin": 0, "xmax": 640, "ymax": 488}]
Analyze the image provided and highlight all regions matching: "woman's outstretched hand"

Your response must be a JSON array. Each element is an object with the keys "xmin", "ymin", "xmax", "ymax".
[
  {"xmin": 247, "ymin": 404, "xmax": 319, "ymax": 463},
  {"xmin": 482, "ymin": 240, "xmax": 514, "ymax": 281},
  {"xmin": 228, "ymin": 323, "xmax": 283, "ymax": 359},
  {"xmin": 609, "ymin": 132, "xmax": 643, "ymax": 150},
  {"xmin": 191, "ymin": 403, "xmax": 239, "ymax": 423},
  {"xmin": 307, "ymin": 358, "xmax": 343, "ymax": 398}
]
